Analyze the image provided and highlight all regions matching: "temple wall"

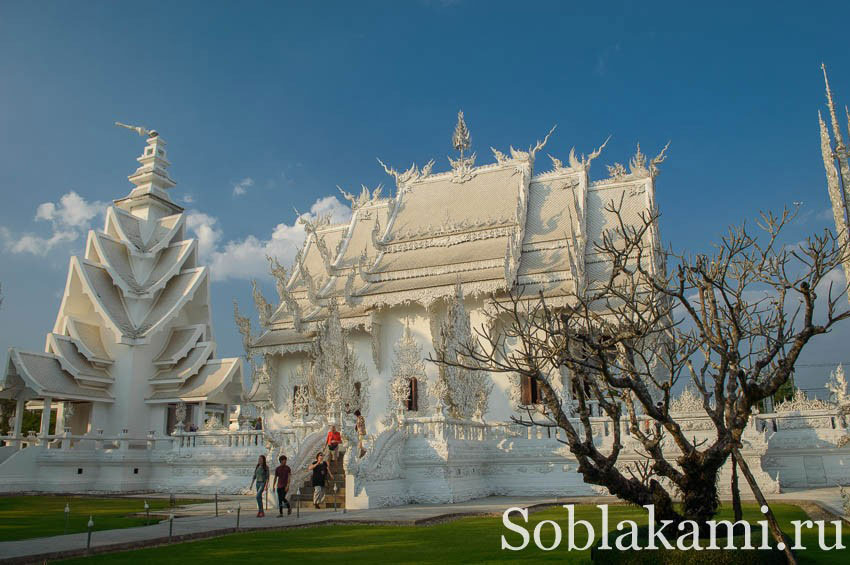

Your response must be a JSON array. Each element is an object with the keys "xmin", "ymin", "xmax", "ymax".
[{"xmin": 0, "ymin": 431, "xmax": 265, "ymax": 495}]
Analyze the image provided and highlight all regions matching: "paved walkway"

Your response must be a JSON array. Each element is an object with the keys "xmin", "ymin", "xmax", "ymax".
[{"xmin": 0, "ymin": 489, "xmax": 845, "ymax": 563}]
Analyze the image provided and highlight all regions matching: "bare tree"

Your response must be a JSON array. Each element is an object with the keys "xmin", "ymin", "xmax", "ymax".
[{"xmin": 434, "ymin": 200, "xmax": 850, "ymax": 530}]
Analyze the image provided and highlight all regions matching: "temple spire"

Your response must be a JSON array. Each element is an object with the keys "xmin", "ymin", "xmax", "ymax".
[
  {"xmin": 452, "ymin": 110, "xmax": 471, "ymax": 162},
  {"xmin": 113, "ymin": 123, "xmax": 180, "ymax": 218},
  {"xmin": 822, "ymin": 63, "xmax": 846, "ymax": 150}
]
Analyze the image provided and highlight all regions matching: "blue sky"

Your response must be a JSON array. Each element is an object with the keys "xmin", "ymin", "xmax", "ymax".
[{"xmin": 1, "ymin": 0, "xmax": 849, "ymax": 391}]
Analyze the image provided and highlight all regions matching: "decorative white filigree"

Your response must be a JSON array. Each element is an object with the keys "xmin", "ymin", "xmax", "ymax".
[
  {"xmin": 203, "ymin": 414, "xmax": 224, "ymax": 430},
  {"xmin": 233, "ymin": 300, "xmax": 253, "ymax": 356},
  {"xmin": 267, "ymin": 255, "xmax": 303, "ymax": 332},
  {"xmin": 338, "ymin": 184, "xmax": 384, "ymax": 210},
  {"xmin": 433, "ymin": 283, "xmax": 492, "ymax": 420},
  {"xmin": 507, "ymin": 126, "xmax": 557, "ymax": 166},
  {"xmin": 774, "ymin": 389, "xmax": 834, "ymax": 413},
  {"xmin": 387, "ymin": 323, "xmax": 429, "ymax": 423},
  {"xmin": 827, "ymin": 364, "xmax": 849, "ymax": 411},
  {"xmin": 606, "ymin": 142, "xmax": 670, "ymax": 181},
  {"xmin": 175, "ymin": 401, "xmax": 187, "ymax": 432},
  {"xmin": 251, "ymin": 280, "xmax": 273, "ymax": 328},
  {"xmin": 298, "ymin": 302, "xmax": 370, "ymax": 419},
  {"xmin": 669, "ymin": 386, "xmax": 706, "ymax": 414},
  {"xmin": 370, "ymin": 312, "xmax": 382, "ymax": 372},
  {"xmin": 62, "ymin": 402, "xmax": 75, "ymax": 428},
  {"xmin": 377, "ymin": 158, "xmax": 434, "ymax": 193}
]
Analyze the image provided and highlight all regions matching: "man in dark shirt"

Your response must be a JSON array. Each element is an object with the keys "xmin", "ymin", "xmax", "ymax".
[
  {"xmin": 272, "ymin": 455, "xmax": 292, "ymax": 516},
  {"xmin": 308, "ymin": 452, "xmax": 333, "ymax": 509}
]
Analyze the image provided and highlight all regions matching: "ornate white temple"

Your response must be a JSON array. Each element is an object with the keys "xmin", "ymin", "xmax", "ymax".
[
  {"xmin": 0, "ymin": 106, "xmax": 846, "ymax": 503},
  {"xmin": 0, "ymin": 128, "xmax": 251, "ymax": 492},
  {"xmin": 240, "ymin": 113, "xmax": 849, "ymax": 509}
]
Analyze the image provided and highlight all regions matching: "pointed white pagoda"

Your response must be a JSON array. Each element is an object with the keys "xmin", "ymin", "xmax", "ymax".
[{"xmin": 1, "ymin": 128, "xmax": 243, "ymax": 444}]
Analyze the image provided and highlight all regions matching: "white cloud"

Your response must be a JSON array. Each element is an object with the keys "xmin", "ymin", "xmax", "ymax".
[
  {"xmin": 2, "ymin": 191, "xmax": 107, "ymax": 256},
  {"xmin": 181, "ymin": 194, "xmax": 195, "ymax": 204},
  {"xmin": 186, "ymin": 195, "xmax": 352, "ymax": 281},
  {"xmin": 232, "ymin": 177, "xmax": 254, "ymax": 197}
]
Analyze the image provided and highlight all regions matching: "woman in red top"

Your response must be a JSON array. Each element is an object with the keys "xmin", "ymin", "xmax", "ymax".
[{"xmin": 326, "ymin": 425, "xmax": 342, "ymax": 461}]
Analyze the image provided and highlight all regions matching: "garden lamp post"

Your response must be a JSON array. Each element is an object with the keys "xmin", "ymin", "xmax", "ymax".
[
  {"xmin": 63, "ymin": 503, "xmax": 70, "ymax": 534},
  {"xmin": 236, "ymin": 503, "xmax": 241, "ymax": 530},
  {"xmin": 168, "ymin": 513, "xmax": 174, "ymax": 542},
  {"xmin": 144, "ymin": 500, "xmax": 150, "ymax": 525},
  {"xmin": 296, "ymin": 487, "xmax": 301, "ymax": 518},
  {"xmin": 333, "ymin": 483, "xmax": 338, "ymax": 512},
  {"xmin": 86, "ymin": 516, "xmax": 94, "ymax": 554}
]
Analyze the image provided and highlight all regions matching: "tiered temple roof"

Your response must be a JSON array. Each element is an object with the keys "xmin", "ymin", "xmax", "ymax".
[
  {"xmin": 2, "ymin": 128, "xmax": 242, "ymax": 408},
  {"xmin": 248, "ymin": 115, "xmax": 667, "ymax": 357}
]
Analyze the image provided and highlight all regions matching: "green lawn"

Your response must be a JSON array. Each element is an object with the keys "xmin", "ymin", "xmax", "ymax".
[
  {"xmin": 0, "ymin": 496, "xmax": 207, "ymax": 541},
  {"xmin": 59, "ymin": 503, "xmax": 848, "ymax": 564}
]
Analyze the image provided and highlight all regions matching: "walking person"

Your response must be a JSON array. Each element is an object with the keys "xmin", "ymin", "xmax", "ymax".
[
  {"xmin": 249, "ymin": 454, "xmax": 269, "ymax": 517},
  {"xmin": 272, "ymin": 455, "xmax": 292, "ymax": 516},
  {"xmin": 354, "ymin": 410, "xmax": 366, "ymax": 457},
  {"xmin": 308, "ymin": 452, "xmax": 333, "ymax": 509},
  {"xmin": 326, "ymin": 425, "xmax": 342, "ymax": 461}
]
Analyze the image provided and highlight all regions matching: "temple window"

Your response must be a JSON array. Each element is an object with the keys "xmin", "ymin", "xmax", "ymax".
[
  {"xmin": 406, "ymin": 377, "xmax": 418, "ymax": 411},
  {"xmin": 520, "ymin": 375, "xmax": 542, "ymax": 405}
]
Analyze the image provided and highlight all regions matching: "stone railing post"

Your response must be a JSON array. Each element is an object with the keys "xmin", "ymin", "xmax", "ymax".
[
  {"xmin": 119, "ymin": 429, "xmax": 129, "ymax": 450},
  {"xmin": 146, "ymin": 431, "xmax": 156, "ymax": 450},
  {"xmin": 62, "ymin": 427, "xmax": 72, "ymax": 450},
  {"xmin": 94, "ymin": 429, "xmax": 104, "ymax": 450}
]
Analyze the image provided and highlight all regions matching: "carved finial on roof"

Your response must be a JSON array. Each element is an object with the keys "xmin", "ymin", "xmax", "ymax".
[
  {"xmin": 233, "ymin": 299, "xmax": 252, "ymax": 355},
  {"xmin": 114, "ymin": 121, "xmax": 156, "ymax": 138},
  {"xmin": 267, "ymin": 255, "xmax": 289, "ymax": 301},
  {"xmin": 338, "ymin": 184, "xmax": 384, "ymax": 210},
  {"xmin": 251, "ymin": 280, "xmax": 273, "ymax": 328},
  {"xmin": 649, "ymin": 141, "xmax": 670, "ymax": 178},
  {"xmin": 343, "ymin": 266, "xmax": 359, "ymax": 307},
  {"xmin": 269, "ymin": 261, "xmax": 302, "ymax": 332},
  {"xmin": 568, "ymin": 136, "xmax": 610, "ymax": 169},
  {"xmin": 629, "ymin": 143, "xmax": 647, "ymax": 174},
  {"xmin": 452, "ymin": 110, "xmax": 471, "ymax": 158},
  {"xmin": 377, "ymin": 158, "xmax": 428, "ymax": 193},
  {"xmin": 509, "ymin": 125, "xmax": 557, "ymax": 164},
  {"xmin": 449, "ymin": 111, "xmax": 477, "ymax": 183},
  {"xmin": 822, "ymin": 63, "xmax": 845, "ymax": 150}
]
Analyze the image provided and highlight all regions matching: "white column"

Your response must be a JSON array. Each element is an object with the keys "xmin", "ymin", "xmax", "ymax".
[
  {"xmin": 54, "ymin": 402, "xmax": 65, "ymax": 434},
  {"xmin": 224, "ymin": 404, "xmax": 231, "ymax": 429},
  {"xmin": 195, "ymin": 400, "xmax": 206, "ymax": 430},
  {"xmin": 12, "ymin": 397, "xmax": 25, "ymax": 444},
  {"xmin": 40, "ymin": 397, "xmax": 53, "ymax": 445}
]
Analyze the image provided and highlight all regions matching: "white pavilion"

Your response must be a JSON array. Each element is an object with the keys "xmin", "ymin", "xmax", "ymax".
[{"xmin": 0, "ymin": 128, "xmax": 250, "ymax": 493}]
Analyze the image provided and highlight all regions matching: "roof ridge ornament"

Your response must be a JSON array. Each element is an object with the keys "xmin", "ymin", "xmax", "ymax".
[
  {"xmin": 338, "ymin": 184, "xmax": 384, "ymax": 210},
  {"xmin": 376, "ymin": 159, "xmax": 433, "ymax": 193},
  {"xmin": 606, "ymin": 141, "xmax": 670, "ymax": 181},
  {"xmin": 449, "ymin": 110, "xmax": 476, "ymax": 183},
  {"xmin": 508, "ymin": 125, "xmax": 557, "ymax": 166}
]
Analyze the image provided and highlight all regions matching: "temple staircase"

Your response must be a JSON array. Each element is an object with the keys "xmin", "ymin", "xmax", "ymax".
[{"xmin": 290, "ymin": 453, "xmax": 346, "ymax": 510}]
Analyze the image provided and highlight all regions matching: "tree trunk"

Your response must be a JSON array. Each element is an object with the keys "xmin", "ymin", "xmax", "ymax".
[
  {"xmin": 678, "ymin": 468, "xmax": 721, "ymax": 524},
  {"xmin": 732, "ymin": 449, "xmax": 796, "ymax": 565},
  {"xmin": 731, "ymin": 457, "xmax": 743, "ymax": 522}
]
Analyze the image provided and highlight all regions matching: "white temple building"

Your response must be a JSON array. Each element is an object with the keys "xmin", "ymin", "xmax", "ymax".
[
  {"xmin": 240, "ymin": 113, "xmax": 849, "ymax": 509},
  {"xmin": 0, "ymin": 110, "xmax": 846, "ymax": 503},
  {"xmin": 0, "ymin": 127, "xmax": 250, "ymax": 492}
]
